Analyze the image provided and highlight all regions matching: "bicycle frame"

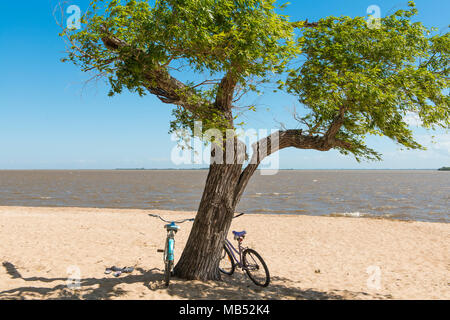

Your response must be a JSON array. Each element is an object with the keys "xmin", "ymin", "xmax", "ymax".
[
  {"xmin": 223, "ymin": 238, "xmax": 248, "ymax": 270},
  {"xmin": 164, "ymin": 230, "xmax": 176, "ymax": 263},
  {"xmin": 149, "ymin": 214, "xmax": 194, "ymax": 269}
]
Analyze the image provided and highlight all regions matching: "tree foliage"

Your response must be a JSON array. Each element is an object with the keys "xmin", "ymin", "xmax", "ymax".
[
  {"xmin": 62, "ymin": 2, "xmax": 295, "ymax": 92},
  {"xmin": 284, "ymin": 1, "xmax": 449, "ymax": 160},
  {"xmin": 61, "ymin": 0, "xmax": 449, "ymax": 162}
]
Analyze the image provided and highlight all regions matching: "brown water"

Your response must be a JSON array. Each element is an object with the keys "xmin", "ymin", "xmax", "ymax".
[{"xmin": 0, "ymin": 170, "xmax": 448, "ymax": 222}]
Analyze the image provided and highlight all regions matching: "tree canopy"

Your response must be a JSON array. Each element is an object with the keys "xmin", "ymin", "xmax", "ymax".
[
  {"xmin": 61, "ymin": 0, "xmax": 449, "ymax": 162},
  {"xmin": 285, "ymin": 5, "xmax": 449, "ymax": 160}
]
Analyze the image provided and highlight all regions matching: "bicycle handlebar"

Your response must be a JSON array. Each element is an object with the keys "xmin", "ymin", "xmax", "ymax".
[
  {"xmin": 148, "ymin": 212, "xmax": 245, "ymax": 224},
  {"xmin": 148, "ymin": 214, "xmax": 194, "ymax": 224}
]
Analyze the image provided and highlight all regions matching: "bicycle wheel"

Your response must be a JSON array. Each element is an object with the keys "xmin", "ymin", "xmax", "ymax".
[
  {"xmin": 164, "ymin": 237, "xmax": 174, "ymax": 286},
  {"xmin": 243, "ymin": 249, "xmax": 270, "ymax": 287},
  {"xmin": 164, "ymin": 260, "xmax": 172, "ymax": 286},
  {"xmin": 219, "ymin": 245, "xmax": 235, "ymax": 276}
]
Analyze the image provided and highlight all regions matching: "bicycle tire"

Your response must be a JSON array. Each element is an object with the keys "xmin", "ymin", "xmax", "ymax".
[
  {"xmin": 164, "ymin": 237, "xmax": 175, "ymax": 287},
  {"xmin": 243, "ymin": 248, "xmax": 270, "ymax": 287},
  {"xmin": 164, "ymin": 260, "xmax": 172, "ymax": 286},
  {"xmin": 218, "ymin": 245, "xmax": 235, "ymax": 276}
]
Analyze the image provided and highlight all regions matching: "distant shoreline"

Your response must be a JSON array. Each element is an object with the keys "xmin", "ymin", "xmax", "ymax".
[
  {"xmin": 0, "ymin": 168, "xmax": 441, "ymax": 171},
  {"xmin": 114, "ymin": 168, "xmax": 441, "ymax": 171}
]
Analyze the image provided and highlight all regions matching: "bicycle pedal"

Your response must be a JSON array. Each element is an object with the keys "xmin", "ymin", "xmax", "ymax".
[{"xmin": 157, "ymin": 249, "xmax": 164, "ymax": 253}]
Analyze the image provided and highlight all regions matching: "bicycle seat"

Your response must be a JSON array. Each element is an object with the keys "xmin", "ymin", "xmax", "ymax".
[
  {"xmin": 232, "ymin": 231, "xmax": 246, "ymax": 238},
  {"xmin": 165, "ymin": 222, "xmax": 180, "ymax": 232}
]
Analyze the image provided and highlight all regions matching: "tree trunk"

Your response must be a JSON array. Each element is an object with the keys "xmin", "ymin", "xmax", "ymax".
[
  {"xmin": 172, "ymin": 129, "xmax": 334, "ymax": 281},
  {"xmin": 173, "ymin": 162, "xmax": 242, "ymax": 280}
]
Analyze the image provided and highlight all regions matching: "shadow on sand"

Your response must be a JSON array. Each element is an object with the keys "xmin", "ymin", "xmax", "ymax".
[{"xmin": 0, "ymin": 261, "xmax": 391, "ymax": 300}]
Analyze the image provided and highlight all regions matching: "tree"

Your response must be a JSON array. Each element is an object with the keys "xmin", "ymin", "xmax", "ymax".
[{"xmin": 61, "ymin": 0, "xmax": 449, "ymax": 280}]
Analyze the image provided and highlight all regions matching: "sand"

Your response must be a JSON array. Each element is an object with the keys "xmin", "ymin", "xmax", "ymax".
[{"xmin": 0, "ymin": 206, "xmax": 448, "ymax": 300}]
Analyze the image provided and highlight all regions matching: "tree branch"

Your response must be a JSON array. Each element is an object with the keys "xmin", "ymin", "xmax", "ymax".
[
  {"xmin": 215, "ymin": 72, "xmax": 238, "ymax": 109},
  {"xmin": 233, "ymin": 128, "xmax": 352, "ymax": 205},
  {"xmin": 213, "ymin": 71, "xmax": 239, "ymax": 124},
  {"xmin": 324, "ymin": 106, "xmax": 347, "ymax": 144},
  {"xmin": 291, "ymin": 19, "xmax": 320, "ymax": 28},
  {"xmin": 100, "ymin": 28, "xmax": 211, "ymax": 112}
]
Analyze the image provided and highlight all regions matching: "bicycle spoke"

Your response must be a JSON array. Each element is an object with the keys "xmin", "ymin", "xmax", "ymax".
[
  {"xmin": 243, "ymin": 249, "xmax": 270, "ymax": 287},
  {"xmin": 218, "ymin": 246, "xmax": 235, "ymax": 276}
]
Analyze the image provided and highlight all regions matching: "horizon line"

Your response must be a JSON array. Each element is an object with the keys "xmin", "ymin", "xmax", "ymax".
[{"xmin": 0, "ymin": 168, "xmax": 445, "ymax": 171}]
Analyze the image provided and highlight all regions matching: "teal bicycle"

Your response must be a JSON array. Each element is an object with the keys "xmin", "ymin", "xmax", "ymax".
[{"xmin": 149, "ymin": 214, "xmax": 194, "ymax": 286}]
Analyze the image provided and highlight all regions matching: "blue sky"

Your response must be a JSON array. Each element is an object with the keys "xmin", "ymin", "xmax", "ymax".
[{"xmin": 0, "ymin": 0, "xmax": 449, "ymax": 169}]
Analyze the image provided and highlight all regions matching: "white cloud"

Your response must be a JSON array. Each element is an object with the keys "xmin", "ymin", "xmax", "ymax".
[
  {"xmin": 417, "ymin": 133, "xmax": 450, "ymax": 157},
  {"xmin": 403, "ymin": 112, "xmax": 422, "ymax": 127},
  {"xmin": 429, "ymin": 136, "xmax": 450, "ymax": 157}
]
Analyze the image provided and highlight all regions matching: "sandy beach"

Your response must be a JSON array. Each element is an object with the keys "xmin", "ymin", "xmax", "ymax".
[{"xmin": 0, "ymin": 206, "xmax": 448, "ymax": 300}]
